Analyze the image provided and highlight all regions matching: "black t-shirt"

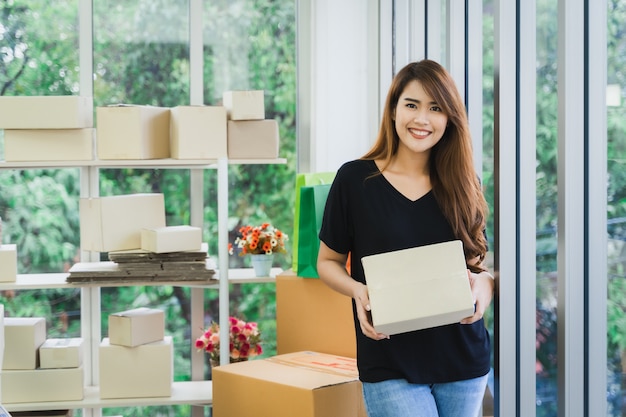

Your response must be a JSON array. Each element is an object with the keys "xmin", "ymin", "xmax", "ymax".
[{"xmin": 319, "ymin": 159, "xmax": 491, "ymax": 383}]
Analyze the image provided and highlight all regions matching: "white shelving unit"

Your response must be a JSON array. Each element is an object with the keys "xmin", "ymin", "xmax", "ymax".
[{"xmin": 0, "ymin": 157, "xmax": 285, "ymax": 415}]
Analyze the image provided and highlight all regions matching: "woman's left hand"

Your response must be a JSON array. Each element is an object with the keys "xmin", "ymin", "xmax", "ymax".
[{"xmin": 460, "ymin": 270, "xmax": 495, "ymax": 324}]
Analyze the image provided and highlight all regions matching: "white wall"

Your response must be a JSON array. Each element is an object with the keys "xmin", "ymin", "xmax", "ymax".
[{"xmin": 297, "ymin": 0, "xmax": 382, "ymax": 173}]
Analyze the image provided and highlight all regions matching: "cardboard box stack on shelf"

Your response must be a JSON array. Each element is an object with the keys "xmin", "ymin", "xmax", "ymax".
[
  {"xmin": 79, "ymin": 193, "xmax": 166, "ymax": 253},
  {"xmin": 0, "ymin": 91, "xmax": 281, "ymax": 164},
  {"xmin": 99, "ymin": 307, "xmax": 172, "ymax": 399},
  {"xmin": 0, "ymin": 96, "xmax": 94, "ymax": 162},
  {"xmin": 223, "ymin": 90, "xmax": 280, "ymax": 159},
  {"xmin": 1, "ymin": 317, "xmax": 84, "ymax": 404},
  {"xmin": 70, "ymin": 193, "xmax": 214, "ymax": 284}
]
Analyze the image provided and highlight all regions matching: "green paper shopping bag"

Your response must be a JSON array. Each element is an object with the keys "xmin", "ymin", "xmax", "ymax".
[
  {"xmin": 292, "ymin": 172, "xmax": 336, "ymax": 273},
  {"xmin": 295, "ymin": 184, "xmax": 332, "ymax": 278}
]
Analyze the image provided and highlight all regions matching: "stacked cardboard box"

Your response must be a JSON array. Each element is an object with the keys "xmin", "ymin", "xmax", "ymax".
[
  {"xmin": 223, "ymin": 90, "xmax": 280, "ymax": 159},
  {"xmin": 0, "ymin": 96, "xmax": 94, "ymax": 162},
  {"xmin": 99, "ymin": 307, "xmax": 173, "ymax": 399},
  {"xmin": 70, "ymin": 193, "xmax": 215, "ymax": 284},
  {"xmin": 1, "ymin": 318, "xmax": 84, "ymax": 404},
  {"xmin": 0, "ymin": 94, "xmax": 280, "ymax": 162}
]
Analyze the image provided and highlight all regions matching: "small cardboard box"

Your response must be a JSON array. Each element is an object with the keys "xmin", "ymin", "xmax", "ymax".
[
  {"xmin": 108, "ymin": 307, "xmax": 165, "ymax": 347},
  {"xmin": 99, "ymin": 336, "xmax": 173, "ymax": 399},
  {"xmin": 4, "ymin": 129, "xmax": 94, "ymax": 162},
  {"xmin": 1, "ymin": 367, "xmax": 83, "ymax": 403},
  {"xmin": 170, "ymin": 105, "xmax": 227, "ymax": 159},
  {"xmin": 140, "ymin": 225, "xmax": 202, "ymax": 253},
  {"xmin": 227, "ymin": 119, "xmax": 279, "ymax": 159},
  {"xmin": 276, "ymin": 271, "xmax": 355, "ymax": 358},
  {"xmin": 3, "ymin": 317, "xmax": 46, "ymax": 370},
  {"xmin": 222, "ymin": 90, "xmax": 264, "ymax": 120},
  {"xmin": 212, "ymin": 351, "xmax": 366, "ymax": 417},
  {"xmin": 0, "ymin": 245, "xmax": 17, "ymax": 283},
  {"xmin": 0, "ymin": 96, "xmax": 93, "ymax": 129},
  {"xmin": 361, "ymin": 240, "xmax": 475, "ymax": 335},
  {"xmin": 96, "ymin": 105, "xmax": 170, "ymax": 160},
  {"xmin": 39, "ymin": 338, "xmax": 84, "ymax": 369},
  {"xmin": 79, "ymin": 193, "xmax": 166, "ymax": 252}
]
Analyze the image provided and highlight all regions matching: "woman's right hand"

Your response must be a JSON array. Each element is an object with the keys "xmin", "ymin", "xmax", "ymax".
[
  {"xmin": 317, "ymin": 242, "xmax": 389, "ymax": 341},
  {"xmin": 352, "ymin": 282, "xmax": 389, "ymax": 341}
]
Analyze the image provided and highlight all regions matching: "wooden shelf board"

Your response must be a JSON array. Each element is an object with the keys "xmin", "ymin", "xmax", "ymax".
[
  {"xmin": 0, "ymin": 158, "xmax": 287, "ymax": 169},
  {"xmin": 1, "ymin": 268, "xmax": 279, "ymax": 290},
  {"xmin": 3, "ymin": 381, "xmax": 213, "ymax": 412}
]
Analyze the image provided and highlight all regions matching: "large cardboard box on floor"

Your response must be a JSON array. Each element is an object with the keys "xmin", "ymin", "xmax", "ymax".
[
  {"xmin": 79, "ymin": 193, "xmax": 166, "ymax": 252},
  {"xmin": 169, "ymin": 105, "xmax": 227, "ymax": 159},
  {"xmin": 99, "ymin": 336, "xmax": 172, "ymax": 399},
  {"xmin": 361, "ymin": 240, "xmax": 475, "ymax": 335},
  {"xmin": 0, "ymin": 244, "xmax": 17, "ymax": 283},
  {"xmin": 108, "ymin": 307, "xmax": 164, "ymax": 347},
  {"xmin": 39, "ymin": 338, "xmax": 84, "ymax": 369},
  {"xmin": 227, "ymin": 119, "xmax": 279, "ymax": 159},
  {"xmin": 276, "ymin": 271, "xmax": 355, "ymax": 358},
  {"xmin": 1, "ymin": 367, "xmax": 83, "ymax": 403},
  {"xmin": 212, "ymin": 351, "xmax": 366, "ymax": 417},
  {"xmin": 4, "ymin": 129, "xmax": 94, "ymax": 162},
  {"xmin": 96, "ymin": 105, "xmax": 170, "ymax": 160},
  {"xmin": 0, "ymin": 96, "xmax": 93, "ymax": 129},
  {"xmin": 140, "ymin": 225, "xmax": 202, "ymax": 253},
  {"xmin": 3, "ymin": 317, "xmax": 46, "ymax": 370}
]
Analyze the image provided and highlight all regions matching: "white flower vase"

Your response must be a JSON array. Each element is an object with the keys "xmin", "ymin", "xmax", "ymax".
[{"xmin": 250, "ymin": 254, "xmax": 273, "ymax": 277}]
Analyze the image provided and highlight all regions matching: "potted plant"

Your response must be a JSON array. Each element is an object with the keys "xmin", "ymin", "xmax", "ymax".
[
  {"xmin": 195, "ymin": 316, "xmax": 263, "ymax": 367},
  {"xmin": 229, "ymin": 223, "xmax": 288, "ymax": 276}
]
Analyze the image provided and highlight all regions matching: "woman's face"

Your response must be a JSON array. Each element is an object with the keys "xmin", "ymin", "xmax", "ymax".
[{"xmin": 393, "ymin": 80, "xmax": 449, "ymax": 157}]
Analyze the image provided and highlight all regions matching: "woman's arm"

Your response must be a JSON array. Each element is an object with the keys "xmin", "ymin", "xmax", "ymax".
[{"xmin": 317, "ymin": 242, "xmax": 389, "ymax": 340}]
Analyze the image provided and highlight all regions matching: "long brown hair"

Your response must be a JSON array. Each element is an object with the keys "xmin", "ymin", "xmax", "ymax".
[{"xmin": 362, "ymin": 59, "xmax": 488, "ymax": 271}]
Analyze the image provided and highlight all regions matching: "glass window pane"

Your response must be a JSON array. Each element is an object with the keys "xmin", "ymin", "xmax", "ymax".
[
  {"xmin": 607, "ymin": 1, "xmax": 626, "ymax": 414},
  {"xmin": 536, "ymin": 0, "xmax": 559, "ymax": 414},
  {"xmin": 93, "ymin": 0, "xmax": 190, "ymax": 108}
]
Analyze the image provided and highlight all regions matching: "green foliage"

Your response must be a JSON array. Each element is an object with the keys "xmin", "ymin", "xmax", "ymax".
[{"xmin": 0, "ymin": 1, "xmax": 295, "ymax": 415}]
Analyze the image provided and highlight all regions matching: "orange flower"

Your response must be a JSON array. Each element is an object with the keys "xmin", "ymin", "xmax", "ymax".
[{"xmin": 231, "ymin": 223, "xmax": 288, "ymax": 256}]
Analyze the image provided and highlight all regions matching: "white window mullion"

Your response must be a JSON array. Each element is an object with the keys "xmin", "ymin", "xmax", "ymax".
[
  {"xmin": 586, "ymin": 0, "xmax": 608, "ymax": 415},
  {"xmin": 493, "ymin": 0, "xmax": 519, "ymax": 415},
  {"xmin": 519, "ymin": 1, "xmax": 538, "ymax": 415},
  {"xmin": 556, "ymin": 0, "xmax": 586, "ymax": 415}
]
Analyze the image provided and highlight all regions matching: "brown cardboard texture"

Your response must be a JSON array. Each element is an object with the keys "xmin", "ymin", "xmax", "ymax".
[
  {"xmin": 212, "ymin": 351, "xmax": 366, "ymax": 417},
  {"xmin": 361, "ymin": 240, "xmax": 475, "ymax": 335},
  {"xmin": 0, "ymin": 96, "xmax": 93, "ymax": 129},
  {"xmin": 227, "ymin": 119, "xmax": 279, "ymax": 159},
  {"xmin": 276, "ymin": 271, "xmax": 355, "ymax": 358},
  {"xmin": 96, "ymin": 105, "xmax": 170, "ymax": 160}
]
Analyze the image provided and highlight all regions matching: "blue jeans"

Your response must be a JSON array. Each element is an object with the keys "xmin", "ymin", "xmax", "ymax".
[{"xmin": 362, "ymin": 374, "xmax": 488, "ymax": 417}]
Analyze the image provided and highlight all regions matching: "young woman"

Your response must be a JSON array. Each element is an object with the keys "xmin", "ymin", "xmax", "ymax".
[{"xmin": 317, "ymin": 59, "xmax": 494, "ymax": 417}]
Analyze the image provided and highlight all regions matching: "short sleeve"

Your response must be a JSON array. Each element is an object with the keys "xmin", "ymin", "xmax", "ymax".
[{"xmin": 319, "ymin": 163, "xmax": 353, "ymax": 255}]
